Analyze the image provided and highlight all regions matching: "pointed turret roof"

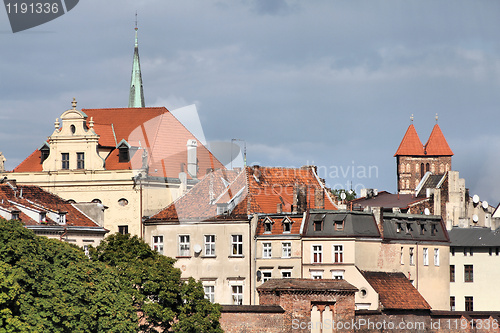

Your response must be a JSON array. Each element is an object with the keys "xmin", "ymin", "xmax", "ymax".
[
  {"xmin": 394, "ymin": 124, "xmax": 425, "ymax": 156},
  {"xmin": 424, "ymin": 124, "xmax": 453, "ymax": 156},
  {"xmin": 128, "ymin": 23, "xmax": 145, "ymax": 108}
]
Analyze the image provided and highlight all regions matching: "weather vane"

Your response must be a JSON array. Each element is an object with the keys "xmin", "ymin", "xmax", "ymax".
[
  {"xmin": 410, "ymin": 114, "xmax": 414, "ymax": 123},
  {"xmin": 435, "ymin": 113, "xmax": 438, "ymax": 123}
]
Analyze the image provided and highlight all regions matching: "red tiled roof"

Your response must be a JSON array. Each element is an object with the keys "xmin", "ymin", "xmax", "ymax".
[
  {"xmin": 394, "ymin": 124, "xmax": 425, "ymax": 156},
  {"xmin": 255, "ymin": 215, "xmax": 303, "ymax": 236},
  {"xmin": 0, "ymin": 184, "xmax": 102, "ymax": 228},
  {"xmin": 362, "ymin": 271, "xmax": 431, "ymax": 310},
  {"xmin": 13, "ymin": 107, "xmax": 224, "ymax": 179},
  {"xmin": 424, "ymin": 124, "xmax": 453, "ymax": 156},
  {"xmin": 257, "ymin": 278, "xmax": 357, "ymax": 292},
  {"xmin": 147, "ymin": 166, "xmax": 337, "ymax": 222}
]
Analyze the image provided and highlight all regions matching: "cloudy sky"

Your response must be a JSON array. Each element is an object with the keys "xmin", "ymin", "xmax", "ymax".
[{"xmin": 1, "ymin": 0, "xmax": 500, "ymax": 205}]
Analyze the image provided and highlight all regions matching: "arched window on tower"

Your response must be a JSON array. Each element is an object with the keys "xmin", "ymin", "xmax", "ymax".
[
  {"xmin": 420, "ymin": 163, "xmax": 425, "ymax": 178},
  {"xmin": 426, "ymin": 163, "xmax": 430, "ymax": 173}
]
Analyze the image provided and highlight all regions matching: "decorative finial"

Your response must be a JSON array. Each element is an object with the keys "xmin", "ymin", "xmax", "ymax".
[
  {"xmin": 71, "ymin": 97, "xmax": 77, "ymax": 110},
  {"xmin": 410, "ymin": 114, "xmax": 414, "ymax": 123},
  {"xmin": 135, "ymin": 11, "xmax": 138, "ymax": 31},
  {"xmin": 55, "ymin": 118, "xmax": 60, "ymax": 130},
  {"xmin": 435, "ymin": 113, "xmax": 438, "ymax": 123},
  {"xmin": 89, "ymin": 116, "xmax": 94, "ymax": 129}
]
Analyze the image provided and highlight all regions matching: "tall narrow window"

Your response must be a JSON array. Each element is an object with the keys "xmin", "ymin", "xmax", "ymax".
[
  {"xmin": 77, "ymin": 152, "xmax": 85, "ymax": 169},
  {"xmin": 179, "ymin": 235, "xmax": 190, "ymax": 256},
  {"xmin": 152, "ymin": 236, "xmax": 163, "ymax": 254},
  {"xmin": 282, "ymin": 242, "xmax": 291, "ymax": 258},
  {"xmin": 434, "ymin": 248, "xmax": 440, "ymax": 266},
  {"xmin": 423, "ymin": 248, "xmax": 429, "ymax": 266},
  {"xmin": 263, "ymin": 243, "xmax": 272, "ymax": 258},
  {"xmin": 409, "ymin": 247, "xmax": 414, "ymax": 265},
  {"xmin": 204, "ymin": 286, "xmax": 215, "ymax": 303},
  {"xmin": 465, "ymin": 296, "xmax": 473, "ymax": 311},
  {"xmin": 333, "ymin": 245, "xmax": 343, "ymax": 263},
  {"xmin": 232, "ymin": 285, "xmax": 243, "ymax": 305},
  {"xmin": 450, "ymin": 296, "xmax": 455, "ymax": 311},
  {"xmin": 450, "ymin": 265, "xmax": 455, "ymax": 282},
  {"xmin": 283, "ymin": 220, "xmax": 291, "ymax": 233},
  {"xmin": 61, "ymin": 153, "xmax": 69, "ymax": 170},
  {"xmin": 312, "ymin": 245, "xmax": 322, "ymax": 263},
  {"xmin": 204, "ymin": 235, "xmax": 215, "ymax": 256},
  {"xmin": 400, "ymin": 247, "xmax": 404, "ymax": 265},
  {"xmin": 464, "ymin": 265, "xmax": 473, "ymax": 282},
  {"xmin": 231, "ymin": 235, "xmax": 243, "ymax": 256},
  {"xmin": 420, "ymin": 163, "xmax": 425, "ymax": 178}
]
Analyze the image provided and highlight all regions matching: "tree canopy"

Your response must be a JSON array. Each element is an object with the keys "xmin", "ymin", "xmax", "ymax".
[{"xmin": 0, "ymin": 219, "xmax": 222, "ymax": 333}]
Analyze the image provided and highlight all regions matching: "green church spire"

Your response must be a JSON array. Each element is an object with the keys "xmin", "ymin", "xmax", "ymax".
[{"xmin": 128, "ymin": 13, "xmax": 145, "ymax": 108}]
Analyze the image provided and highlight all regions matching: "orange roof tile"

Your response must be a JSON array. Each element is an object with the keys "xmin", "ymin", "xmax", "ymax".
[
  {"xmin": 147, "ymin": 166, "xmax": 337, "ymax": 222},
  {"xmin": 424, "ymin": 124, "xmax": 453, "ymax": 156},
  {"xmin": 255, "ymin": 215, "xmax": 303, "ymax": 236},
  {"xmin": 362, "ymin": 271, "xmax": 431, "ymax": 310},
  {"xmin": 13, "ymin": 107, "xmax": 224, "ymax": 179},
  {"xmin": 394, "ymin": 124, "xmax": 425, "ymax": 156}
]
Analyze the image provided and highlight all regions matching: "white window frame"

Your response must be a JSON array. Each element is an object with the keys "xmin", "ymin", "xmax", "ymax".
[
  {"xmin": 231, "ymin": 285, "xmax": 243, "ymax": 305},
  {"xmin": 231, "ymin": 235, "xmax": 243, "ymax": 256},
  {"xmin": 423, "ymin": 247, "xmax": 429, "ymax": 266},
  {"xmin": 310, "ymin": 270, "xmax": 323, "ymax": 279},
  {"xmin": 262, "ymin": 270, "xmax": 272, "ymax": 283},
  {"xmin": 263, "ymin": 242, "xmax": 272, "ymax": 258},
  {"xmin": 204, "ymin": 235, "xmax": 216, "ymax": 256},
  {"xmin": 179, "ymin": 235, "xmax": 190, "ymax": 256},
  {"xmin": 331, "ymin": 270, "xmax": 344, "ymax": 280},
  {"xmin": 153, "ymin": 235, "xmax": 164, "ymax": 255},
  {"xmin": 434, "ymin": 248, "xmax": 440, "ymax": 266},
  {"xmin": 312, "ymin": 244, "xmax": 323, "ymax": 264},
  {"xmin": 281, "ymin": 270, "xmax": 292, "ymax": 278},
  {"xmin": 409, "ymin": 247, "xmax": 414, "ymax": 266},
  {"xmin": 204, "ymin": 285, "xmax": 215, "ymax": 303},
  {"xmin": 281, "ymin": 242, "xmax": 291, "ymax": 258},
  {"xmin": 333, "ymin": 244, "xmax": 343, "ymax": 263}
]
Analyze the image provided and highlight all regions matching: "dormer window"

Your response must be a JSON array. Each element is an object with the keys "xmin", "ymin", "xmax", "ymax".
[
  {"xmin": 117, "ymin": 139, "xmax": 131, "ymax": 163},
  {"xmin": 313, "ymin": 214, "xmax": 325, "ymax": 232},
  {"xmin": 11, "ymin": 211, "xmax": 20, "ymax": 220},
  {"xmin": 334, "ymin": 220, "xmax": 344, "ymax": 231},
  {"xmin": 263, "ymin": 218, "xmax": 273, "ymax": 233},
  {"xmin": 57, "ymin": 212, "xmax": 67, "ymax": 225},
  {"xmin": 396, "ymin": 222, "xmax": 402, "ymax": 233},
  {"xmin": 431, "ymin": 224, "xmax": 438, "ymax": 236},
  {"xmin": 70, "ymin": 124, "xmax": 76, "ymax": 134},
  {"xmin": 283, "ymin": 218, "xmax": 292, "ymax": 233},
  {"xmin": 39, "ymin": 143, "xmax": 50, "ymax": 164},
  {"xmin": 420, "ymin": 223, "xmax": 426, "ymax": 235},
  {"xmin": 40, "ymin": 212, "xmax": 47, "ymax": 223},
  {"xmin": 406, "ymin": 223, "xmax": 413, "ymax": 234}
]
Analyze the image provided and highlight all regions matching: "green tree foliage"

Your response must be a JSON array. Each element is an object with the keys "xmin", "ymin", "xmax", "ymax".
[
  {"xmin": 331, "ymin": 189, "xmax": 357, "ymax": 202},
  {"xmin": 0, "ymin": 218, "xmax": 138, "ymax": 333},
  {"xmin": 90, "ymin": 233, "xmax": 223, "ymax": 333}
]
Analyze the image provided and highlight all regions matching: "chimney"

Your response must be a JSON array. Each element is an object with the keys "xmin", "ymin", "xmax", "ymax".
[
  {"xmin": 277, "ymin": 203, "xmax": 282, "ymax": 214},
  {"xmin": 371, "ymin": 207, "xmax": 384, "ymax": 237},
  {"xmin": 187, "ymin": 139, "xmax": 198, "ymax": 177},
  {"xmin": 315, "ymin": 188, "xmax": 325, "ymax": 209}
]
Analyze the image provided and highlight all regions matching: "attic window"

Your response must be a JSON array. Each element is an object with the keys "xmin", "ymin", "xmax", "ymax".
[
  {"xmin": 313, "ymin": 214, "xmax": 325, "ymax": 232},
  {"xmin": 420, "ymin": 223, "xmax": 426, "ymax": 235},
  {"xmin": 406, "ymin": 223, "xmax": 413, "ymax": 234},
  {"xmin": 70, "ymin": 124, "xmax": 76, "ymax": 134},
  {"xmin": 283, "ymin": 220, "xmax": 292, "ymax": 233},
  {"xmin": 334, "ymin": 220, "xmax": 344, "ymax": 231},
  {"xmin": 119, "ymin": 147, "xmax": 130, "ymax": 163},
  {"xmin": 118, "ymin": 198, "xmax": 129, "ymax": 206},
  {"xmin": 39, "ymin": 212, "xmax": 46, "ymax": 223},
  {"xmin": 263, "ymin": 219, "xmax": 273, "ymax": 233},
  {"xmin": 11, "ymin": 211, "xmax": 20, "ymax": 220},
  {"xmin": 92, "ymin": 199, "xmax": 102, "ymax": 204},
  {"xmin": 40, "ymin": 144, "xmax": 50, "ymax": 164},
  {"xmin": 396, "ymin": 222, "xmax": 402, "ymax": 233},
  {"xmin": 431, "ymin": 224, "xmax": 438, "ymax": 236}
]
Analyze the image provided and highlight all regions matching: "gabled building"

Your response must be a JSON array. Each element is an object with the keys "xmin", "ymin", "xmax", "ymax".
[
  {"xmin": 144, "ymin": 165, "xmax": 337, "ymax": 305},
  {"xmin": 3, "ymin": 100, "xmax": 223, "ymax": 237},
  {"xmin": 0, "ymin": 180, "xmax": 108, "ymax": 249},
  {"xmin": 395, "ymin": 119, "xmax": 453, "ymax": 194}
]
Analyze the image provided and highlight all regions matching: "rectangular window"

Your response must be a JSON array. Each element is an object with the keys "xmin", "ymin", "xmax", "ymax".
[
  {"xmin": 231, "ymin": 235, "xmax": 243, "ymax": 256},
  {"xmin": 312, "ymin": 245, "xmax": 322, "ymax": 263},
  {"xmin": 311, "ymin": 271, "xmax": 323, "ymax": 279},
  {"xmin": 283, "ymin": 222, "xmax": 291, "ymax": 233},
  {"xmin": 464, "ymin": 265, "xmax": 473, "ymax": 282},
  {"xmin": 262, "ymin": 271, "xmax": 272, "ymax": 283},
  {"xmin": 77, "ymin": 152, "xmax": 85, "ymax": 169},
  {"xmin": 314, "ymin": 220, "xmax": 323, "ymax": 232},
  {"xmin": 409, "ymin": 247, "xmax": 414, "ymax": 266},
  {"xmin": 434, "ymin": 248, "xmax": 440, "ymax": 266},
  {"xmin": 450, "ymin": 265, "xmax": 455, "ymax": 282},
  {"xmin": 450, "ymin": 296, "xmax": 455, "ymax": 311},
  {"xmin": 264, "ymin": 222, "xmax": 272, "ymax": 233},
  {"xmin": 263, "ymin": 243, "xmax": 272, "ymax": 258},
  {"xmin": 334, "ymin": 220, "xmax": 344, "ymax": 231},
  {"xmin": 232, "ymin": 285, "xmax": 243, "ymax": 305},
  {"xmin": 423, "ymin": 248, "xmax": 429, "ymax": 266},
  {"xmin": 465, "ymin": 296, "xmax": 473, "ymax": 311},
  {"xmin": 118, "ymin": 225, "xmax": 128, "ymax": 235},
  {"xmin": 204, "ymin": 235, "xmax": 215, "ymax": 256},
  {"xmin": 61, "ymin": 153, "xmax": 69, "ymax": 170},
  {"xmin": 179, "ymin": 235, "xmax": 190, "ymax": 256},
  {"xmin": 204, "ymin": 286, "xmax": 215, "ymax": 303},
  {"xmin": 153, "ymin": 236, "xmax": 163, "ymax": 255},
  {"xmin": 333, "ymin": 245, "xmax": 343, "ymax": 263},
  {"xmin": 281, "ymin": 271, "xmax": 292, "ymax": 278},
  {"xmin": 282, "ymin": 242, "xmax": 291, "ymax": 258},
  {"xmin": 400, "ymin": 247, "xmax": 404, "ymax": 265},
  {"xmin": 451, "ymin": 247, "xmax": 455, "ymax": 256},
  {"xmin": 332, "ymin": 270, "xmax": 344, "ymax": 280}
]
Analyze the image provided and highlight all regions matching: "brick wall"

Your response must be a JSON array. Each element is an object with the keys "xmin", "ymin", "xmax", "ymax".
[{"xmin": 220, "ymin": 305, "xmax": 285, "ymax": 333}]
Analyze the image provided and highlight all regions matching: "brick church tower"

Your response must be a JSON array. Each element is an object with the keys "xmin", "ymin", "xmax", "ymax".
[{"xmin": 395, "ymin": 117, "xmax": 453, "ymax": 194}]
